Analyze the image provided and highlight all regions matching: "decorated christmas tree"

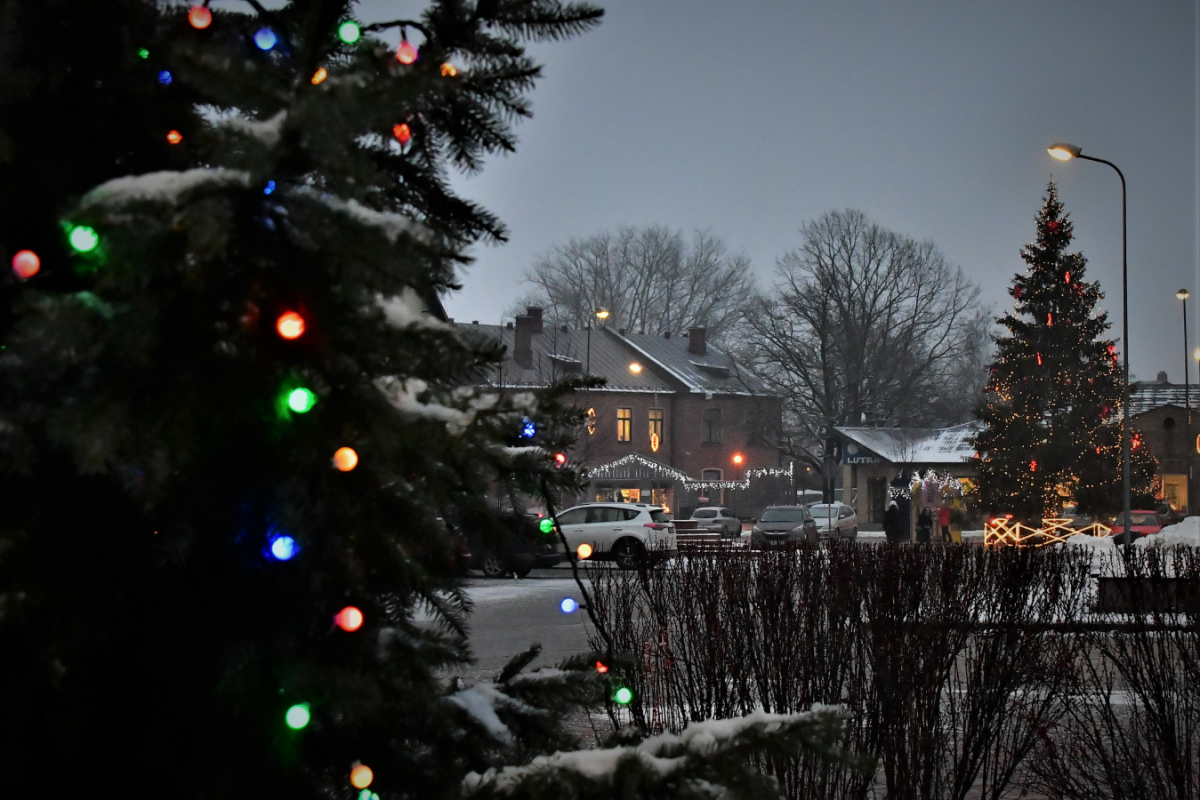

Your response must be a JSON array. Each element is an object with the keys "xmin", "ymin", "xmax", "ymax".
[
  {"xmin": 973, "ymin": 181, "xmax": 1156, "ymax": 522},
  {"xmin": 0, "ymin": 2, "xmax": 851, "ymax": 798}
]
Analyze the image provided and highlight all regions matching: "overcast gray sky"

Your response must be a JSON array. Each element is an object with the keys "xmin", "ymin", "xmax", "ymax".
[{"xmin": 355, "ymin": 1, "xmax": 1197, "ymax": 381}]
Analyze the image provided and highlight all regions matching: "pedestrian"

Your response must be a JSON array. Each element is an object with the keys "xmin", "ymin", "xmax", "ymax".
[
  {"xmin": 883, "ymin": 499, "xmax": 904, "ymax": 544},
  {"xmin": 916, "ymin": 507, "xmax": 932, "ymax": 544},
  {"xmin": 937, "ymin": 501, "xmax": 953, "ymax": 542}
]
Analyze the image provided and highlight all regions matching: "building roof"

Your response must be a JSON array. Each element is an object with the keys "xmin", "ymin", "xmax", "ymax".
[
  {"xmin": 1128, "ymin": 381, "xmax": 1196, "ymax": 417},
  {"xmin": 835, "ymin": 421, "xmax": 982, "ymax": 464},
  {"xmin": 614, "ymin": 330, "xmax": 772, "ymax": 396},
  {"xmin": 461, "ymin": 323, "xmax": 773, "ymax": 396}
]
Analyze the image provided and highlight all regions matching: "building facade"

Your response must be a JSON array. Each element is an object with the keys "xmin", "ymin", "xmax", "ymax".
[
  {"xmin": 1129, "ymin": 375, "xmax": 1196, "ymax": 513},
  {"xmin": 465, "ymin": 308, "xmax": 785, "ymax": 516}
]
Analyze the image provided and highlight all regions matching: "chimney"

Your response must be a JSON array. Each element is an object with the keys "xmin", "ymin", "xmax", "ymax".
[
  {"xmin": 514, "ymin": 315, "xmax": 534, "ymax": 368},
  {"xmin": 525, "ymin": 306, "xmax": 543, "ymax": 334},
  {"xmin": 688, "ymin": 327, "xmax": 707, "ymax": 355}
]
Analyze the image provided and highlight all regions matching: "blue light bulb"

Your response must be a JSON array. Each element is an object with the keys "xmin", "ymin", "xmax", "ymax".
[
  {"xmin": 268, "ymin": 533, "xmax": 299, "ymax": 561},
  {"xmin": 559, "ymin": 598, "xmax": 578, "ymax": 614},
  {"xmin": 254, "ymin": 28, "xmax": 278, "ymax": 51},
  {"xmin": 520, "ymin": 419, "xmax": 536, "ymax": 438},
  {"xmin": 263, "ymin": 180, "xmax": 276, "ymax": 195},
  {"xmin": 158, "ymin": 70, "xmax": 172, "ymax": 86}
]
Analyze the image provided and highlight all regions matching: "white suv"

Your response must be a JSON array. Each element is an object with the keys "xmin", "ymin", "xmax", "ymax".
[{"xmin": 554, "ymin": 503, "xmax": 678, "ymax": 569}]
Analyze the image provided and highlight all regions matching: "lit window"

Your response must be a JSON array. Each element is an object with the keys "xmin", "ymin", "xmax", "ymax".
[
  {"xmin": 703, "ymin": 407, "xmax": 721, "ymax": 444},
  {"xmin": 617, "ymin": 408, "xmax": 632, "ymax": 442}
]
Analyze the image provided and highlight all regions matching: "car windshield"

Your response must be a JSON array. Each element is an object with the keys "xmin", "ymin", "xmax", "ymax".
[{"xmin": 760, "ymin": 508, "xmax": 808, "ymax": 523}]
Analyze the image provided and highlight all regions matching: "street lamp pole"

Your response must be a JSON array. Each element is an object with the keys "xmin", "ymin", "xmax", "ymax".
[
  {"xmin": 1048, "ymin": 143, "xmax": 1132, "ymax": 553},
  {"xmin": 1179, "ymin": 289, "xmax": 1192, "ymax": 513}
]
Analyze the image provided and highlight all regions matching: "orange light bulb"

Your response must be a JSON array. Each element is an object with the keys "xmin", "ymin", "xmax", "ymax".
[
  {"xmin": 335, "ymin": 606, "xmax": 364, "ymax": 632},
  {"xmin": 393, "ymin": 123, "xmax": 411, "ymax": 144},
  {"xmin": 311, "ymin": 67, "xmax": 328, "ymax": 85},
  {"xmin": 333, "ymin": 447, "xmax": 359, "ymax": 472},
  {"xmin": 350, "ymin": 764, "xmax": 374, "ymax": 789},
  {"xmin": 440, "ymin": 62, "xmax": 457, "ymax": 76},
  {"xmin": 276, "ymin": 311, "xmax": 305, "ymax": 340},
  {"xmin": 166, "ymin": 130, "xmax": 183, "ymax": 145},
  {"xmin": 188, "ymin": 6, "xmax": 213, "ymax": 29},
  {"xmin": 11, "ymin": 250, "xmax": 40, "ymax": 279},
  {"xmin": 397, "ymin": 40, "xmax": 417, "ymax": 64},
  {"xmin": 576, "ymin": 543, "xmax": 593, "ymax": 560}
]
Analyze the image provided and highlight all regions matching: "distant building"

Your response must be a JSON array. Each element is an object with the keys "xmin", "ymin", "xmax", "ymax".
[
  {"xmin": 834, "ymin": 422, "xmax": 981, "ymax": 526},
  {"xmin": 463, "ymin": 307, "xmax": 785, "ymax": 516},
  {"xmin": 1129, "ymin": 372, "xmax": 1196, "ymax": 512}
]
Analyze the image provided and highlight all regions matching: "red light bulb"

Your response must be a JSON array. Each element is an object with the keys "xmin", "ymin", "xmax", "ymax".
[
  {"xmin": 276, "ymin": 311, "xmax": 305, "ymax": 340},
  {"xmin": 188, "ymin": 6, "xmax": 213, "ymax": 29},
  {"xmin": 397, "ymin": 40, "xmax": 418, "ymax": 64},
  {"xmin": 11, "ymin": 250, "xmax": 40, "ymax": 279},
  {"xmin": 393, "ymin": 123, "xmax": 411, "ymax": 144},
  {"xmin": 595, "ymin": 661, "xmax": 609, "ymax": 674},
  {"xmin": 336, "ymin": 606, "xmax": 364, "ymax": 632},
  {"xmin": 167, "ymin": 130, "xmax": 183, "ymax": 145}
]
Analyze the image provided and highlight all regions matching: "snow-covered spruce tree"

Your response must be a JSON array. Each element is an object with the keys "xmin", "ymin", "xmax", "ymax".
[
  {"xmin": 972, "ymin": 181, "xmax": 1155, "ymax": 522},
  {"xmin": 0, "ymin": 2, "xmax": 854, "ymax": 798}
]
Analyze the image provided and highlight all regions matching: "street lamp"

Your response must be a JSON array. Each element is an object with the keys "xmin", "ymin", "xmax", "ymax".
[
  {"xmin": 1047, "ymin": 142, "xmax": 1132, "ymax": 551},
  {"xmin": 1179, "ymin": 289, "xmax": 1192, "ymax": 513},
  {"xmin": 732, "ymin": 453, "xmax": 744, "ymax": 481},
  {"xmin": 585, "ymin": 307, "xmax": 609, "ymax": 378}
]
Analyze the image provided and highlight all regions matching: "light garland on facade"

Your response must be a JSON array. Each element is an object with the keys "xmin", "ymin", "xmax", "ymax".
[
  {"xmin": 984, "ymin": 517, "xmax": 1112, "ymax": 547},
  {"xmin": 585, "ymin": 453, "xmax": 793, "ymax": 491}
]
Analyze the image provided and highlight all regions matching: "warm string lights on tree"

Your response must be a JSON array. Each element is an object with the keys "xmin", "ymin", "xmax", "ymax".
[
  {"xmin": 166, "ymin": 130, "xmax": 183, "ymax": 145},
  {"xmin": 972, "ymin": 181, "xmax": 1157, "ymax": 523}
]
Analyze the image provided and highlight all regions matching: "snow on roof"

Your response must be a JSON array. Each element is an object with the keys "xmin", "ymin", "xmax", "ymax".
[
  {"xmin": 1128, "ymin": 381, "xmax": 1194, "ymax": 416},
  {"xmin": 835, "ymin": 421, "xmax": 981, "ymax": 464}
]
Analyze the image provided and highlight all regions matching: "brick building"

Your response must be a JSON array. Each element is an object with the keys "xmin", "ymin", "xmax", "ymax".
[
  {"xmin": 1128, "ymin": 374, "xmax": 1197, "ymax": 513},
  {"xmin": 465, "ymin": 307, "xmax": 786, "ymax": 516}
]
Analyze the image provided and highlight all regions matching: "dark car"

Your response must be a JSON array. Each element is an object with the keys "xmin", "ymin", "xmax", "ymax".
[
  {"xmin": 750, "ymin": 505, "xmax": 818, "ymax": 549},
  {"xmin": 465, "ymin": 512, "xmax": 566, "ymax": 578}
]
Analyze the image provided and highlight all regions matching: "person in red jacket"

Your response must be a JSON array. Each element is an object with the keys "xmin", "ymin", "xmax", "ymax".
[{"xmin": 937, "ymin": 502, "xmax": 953, "ymax": 542}]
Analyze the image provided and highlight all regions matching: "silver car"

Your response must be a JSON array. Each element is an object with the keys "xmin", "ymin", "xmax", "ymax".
[
  {"xmin": 807, "ymin": 503, "xmax": 859, "ymax": 540},
  {"xmin": 750, "ymin": 505, "xmax": 818, "ymax": 549},
  {"xmin": 688, "ymin": 506, "xmax": 742, "ymax": 538}
]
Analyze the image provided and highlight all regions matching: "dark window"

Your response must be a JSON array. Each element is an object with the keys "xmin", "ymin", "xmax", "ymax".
[
  {"xmin": 586, "ymin": 507, "xmax": 622, "ymax": 523},
  {"xmin": 703, "ymin": 407, "xmax": 722, "ymax": 443},
  {"xmin": 619, "ymin": 508, "xmax": 641, "ymax": 521},
  {"xmin": 693, "ymin": 509, "xmax": 717, "ymax": 518},
  {"xmin": 650, "ymin": 510, "xmax": 671, "ymax": 523},
  {"xmin": 701, "ymin": 468, "xmax": 723, "ymax": 481},
  {"xmin": 556, "ymin": 508, "xmax": 587, "ymax": 525},
  {"xmin": 649, "ymin": 408, "xmax": 663, "ymax": 441}
]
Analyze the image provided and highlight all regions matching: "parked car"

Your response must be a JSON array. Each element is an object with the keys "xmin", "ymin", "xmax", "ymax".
[
  {"xmin": 554, "ymin": 503, "xmax": 678, "ymax": 569},
  {"xmin": 1155, "ymin": 502, "xmax": 1183, "ymax": 527},
  {"xmin": 750, "ymin": 505, "xmax": 818, "ymax": 549},
  {"xmin": 688, "ymin": 506, "xmax": 742, "ymax": 538},
  {"xmin": 1109, "ymin": 510, "xmax": 1164, "ymax": 540},
  {"xmin": 806, "ymin": 503, "xmax": 858, "ymax": 540},
  {"xmin": 466, "ymin": 512, "xmax": 566, "ymax": 578}
]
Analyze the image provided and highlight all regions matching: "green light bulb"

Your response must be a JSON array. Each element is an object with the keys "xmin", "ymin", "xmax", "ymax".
[
  {"xmin": 338, "ymin": 21, "xmax": 361, "ymax": 44},
  {"xmin": 287, "ymin": 388, "xmax": 316, "ymax": 413},
  {"xmin": 539, "ymin": 518, "xmax": 555, "ymax": 535},
  {"xmin": 68, "ymin": 226, "xmax": 99, "ymax": 253},
  {"xmin": 138, "ymin": 48, "xmax": 150, "ymax": 59},
  {"xmin": 614, "ymin": 687, "xmax": 633, "ymax": 705},
  {"xmin": 285, "ymin": 703, "xmax": 310, "ymax": 729}
]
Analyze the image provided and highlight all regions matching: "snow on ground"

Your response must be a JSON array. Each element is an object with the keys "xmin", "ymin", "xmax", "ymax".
[{"xmin": 1136, "ymin": 516, "xmax": 1200, "ymax": 548}]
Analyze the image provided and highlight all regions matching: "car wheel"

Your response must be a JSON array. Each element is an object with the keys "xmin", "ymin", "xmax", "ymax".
[
  {"xmin": 612, "ymin": 539, "xmax": 646, "ymax": 570},
  {"xmin": 480, "ymin": 551, "xmax": 509, "ymax": 578},
  {"xmin": 513, "ymin": 565, "xmax": 532, "ymax": 578}
]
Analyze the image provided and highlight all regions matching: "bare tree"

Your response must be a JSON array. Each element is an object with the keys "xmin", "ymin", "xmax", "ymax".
[
  {"xmin": 744, "ymin": 209, "xmax": 983, "ymax": 475},
  {"xmin": 516, "ymin": 225, "xmax": 755, "ymax": 341}
]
